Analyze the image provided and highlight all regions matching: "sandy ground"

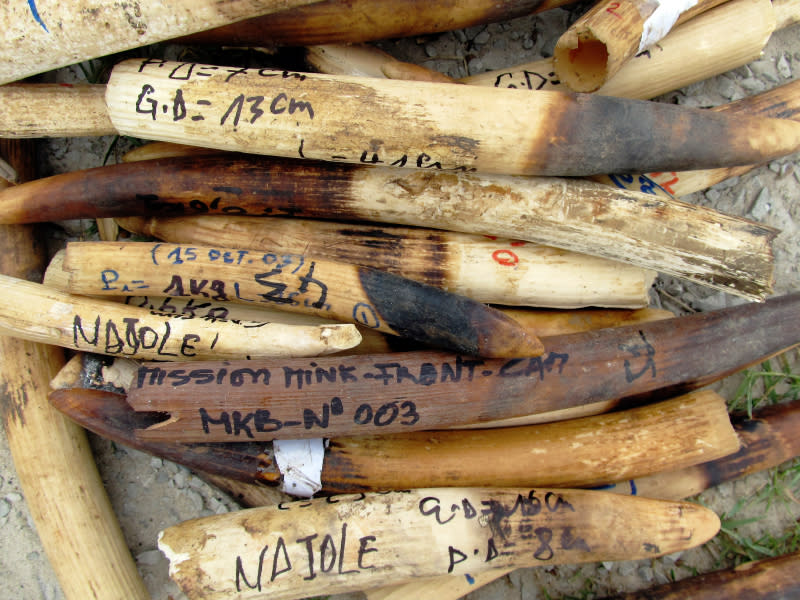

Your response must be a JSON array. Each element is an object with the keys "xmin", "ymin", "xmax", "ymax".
[{"xmin": 1, "ymin": 3, "xmax": 799, "ymax": 599}]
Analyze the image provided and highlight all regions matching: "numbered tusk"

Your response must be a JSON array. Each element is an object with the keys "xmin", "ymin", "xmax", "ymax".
[
  {"xmin": 103, "ymin": 293, "xmax": 800, "ymax": 441},
  {"xmin": 59, "ymin": 240, "xmax": 544, "ymax": 358},
  {"xmin": 103, "ymin": 58, "xmax": 800, "ymax": 178},
  {"xmin": 0, "ymin": 271, "xmax": 362, "ymax": 360},
  {"xmin": 157, "ymin": 487, "xmax": 720, "ymax": 600},
  {"xmin": 115, "ymin": 214, "xmax": 655, "ymax": 309}
]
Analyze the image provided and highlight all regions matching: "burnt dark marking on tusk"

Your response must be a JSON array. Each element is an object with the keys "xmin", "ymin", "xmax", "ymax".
[{"xmin": 356, "ymin": 266, "xmax": 543, "ymax": 358}]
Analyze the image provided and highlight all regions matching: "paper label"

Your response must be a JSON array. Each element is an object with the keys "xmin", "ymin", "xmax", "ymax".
[
  {"xmin": 640, "ymin": 0, "xmax": 699, "ymax": 52},
  {"xmin": 274, "ymin": 438, "xmax": 325, "ymax": 497}
]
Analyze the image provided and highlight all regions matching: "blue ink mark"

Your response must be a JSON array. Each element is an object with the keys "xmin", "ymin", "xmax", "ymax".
[
  {"xmin": 589, "ymin": 483, "xmax": 617, "ymax": 491},
  {"xmin": 28, "ymin": 0, "xmax": 49, "ymax": 33},
  {"xmin": 607, "ymin": 173, "xmax": 674, "ymax": 197},
  {"xmin": 590, "ymin": 481, "xmax": 638, "ymax": 495},
  {"xmin": 465, "ymin": 574, "xmax": 475, "ymax": 585}
]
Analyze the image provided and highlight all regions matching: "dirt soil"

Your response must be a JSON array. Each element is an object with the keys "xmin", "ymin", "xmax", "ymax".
[{"xmin": 1, "ymin": 3, "xmax": 799, "ymax": 599}]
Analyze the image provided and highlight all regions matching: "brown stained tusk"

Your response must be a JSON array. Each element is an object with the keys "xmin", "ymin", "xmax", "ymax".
[
  {"xmin": 499, "ymin": 306, "xmax": 674, "ymax": 336},
  {"xmin": 594, "ymin": 77, "xmax": 800, "ymax": 197},
  {"xmin": 109, "ymin": 293, "xmax": 798, "ymax": 441},
  {"xmin": 49, "ymin": 379, "xmax": 283, "ymax": 486},
  {"xmin": 552, "ymin": 0, "xmax": 728, "ymax": 93},
  {"xmin": 47, "ymin": 364, "xmax": 738, "ymax": 492},
  {"xmin": 60, "ymin": 241, "xmax": 544, "ymax": 358},
  {"xmin": 104, "ymin": 58, "xmax": 800, "ymax": 178},
  {"xmin": 0, "ymin": 270, "xmax": 362, "ymax": 360},
  {"xmin": 600, "ymin": 399, "xmax": 800, "ymax": 500},
  {"xmin": 176, "ymin": 0, "xmax": 578, "ymax": 47},
  {"xmin": 318, "ymin": 389, "xmax": 739, "ymax": 492},
  {"xmin": 0, "ymin": 0, "xmax": 320, "ymax": 85},
  {"xmin": 598, "ymin": 549, "xmax": 800, "ymax": 599},
  {"xmin": 121, "ymin": 141, "xmax": 224, "ymax": 162},
  {"xmin": 53, "ymin": 377, "xmax": 800, "ymax": 495},
  {"xmin": 0, "ymin": 154, "xmax": 777, "ymax": 300},
  {"xmin": 115, "ymin": 214, "xmax": 656, "ymax": 309},
  {"xmin": 156, "ymin": 487, "xmax": 720, "ymax": 600},
  {"xmin": 47, "ymin": 380, "xmax": 738, "ymax": 492}
]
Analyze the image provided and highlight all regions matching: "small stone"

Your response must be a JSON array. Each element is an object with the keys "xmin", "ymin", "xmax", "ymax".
[
  {"xmin": 0, "ymin": 498, "xmax": 10, "ymax": 518},
  {"xmin": 663, "ymin": 551, "xmax": 683, "ymax": 563},
  {"xmin": 187, "ymin": 474, "xmax": 206, "ymax": 490},
  {"xmin": 663, "ymin": 279, "xmax": 684, "ymax": 296},
  {"xmin": 714, "ymin": 176, "xmax": 739, "ymax": 190},
  {"xmin": 695, "ymin": 291, "xmax": 727, "ymax": 312},
  {"xmin": 777, "ymin": 53, "xmax": 792, "ymax": 79},
  {"xmin": 716, "ymin": 76, "xmax": 740, "ymax": 100},
  {"xmin": 474, "ymin": 30, "xmax": 490, "ymax": 45},
  {"xmin": 704, "ymin": 188, "xmax": 721, "ymax": 203},
  {"xmin": 4, "ymin": 492, "xmax": 22, "ymax": 503},
  {"xmin": 172, "ymin": 470, "xmax": 187, "ymax": 489},
  {"xmin": 467, "ymin": 57, "xmax": 483, "ymax": 73},
  {"xmin": 136, "ymin": 549, "xmax": 164, "ymax": 566},
  {"xmin": 637, "ymin": 565, "xmax": 655, "ymax": 582},
  {"xmin": 679, "ymin": 94, "xmax": 714, "ymax": 108},
  {"xmin": 769, "ymin": 161, "xmax": 782, "ymax": 173},
  {"xmin": 453, "ymin": 29, "xmax": 467, "ymax": 43},
  {"xmin": 125, "ymin": 446, "xmax": 149, "ymax": 462},
  {"xmin": 748, "ymin": 59, "xmax": 777, "ymax": 82},
  {"xmin": 749, "ymin": 187, "xmax": 771, "ymax": 220},
  {"xmin": 739, "ymin": 77, "xmax": 766, "ymax": 93},
  {"xmin": 654, "ymin": 569, "xmax": 672, "ymax": 585},
  {"xmin": 184, "ymin": 489, "xmax": 204, "ymax": 512},
  {"xmin": 424, "ymin": 43, "xmax": 438, "ymax": 58},
  {"xmin": 510, "ymin": 31, "xmax": 520, "ymax": 40},
  {"xmin": 522, "ymin": 36, "xmax": 534, "ymax": 50},
  {"xmin": 602, "ymin": 561, "xmax": 614, "ymax": 570},
  {"xmin": 780, "ymin": 162, "xmax": 794, "ymax": 178},
  {"xmin": 37, "ymin": 579, "xmax": 58, "ymax": 600},
  {"xmin": 150, "ymin": 457, "xmax": 163, "ymax": 469}
]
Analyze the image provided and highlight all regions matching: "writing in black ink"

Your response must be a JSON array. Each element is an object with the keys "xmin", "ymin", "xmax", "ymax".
[
  {"xmin": 72, "ymin": 314, "xmax": 202, "ymax": 357},
  {"xmin": 619, "ymin": 331, "xmax": 657, "ymax": 382},
  {"xmin": 234, "ymin": 523, "xmax": 376, "ymax": 592}
]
